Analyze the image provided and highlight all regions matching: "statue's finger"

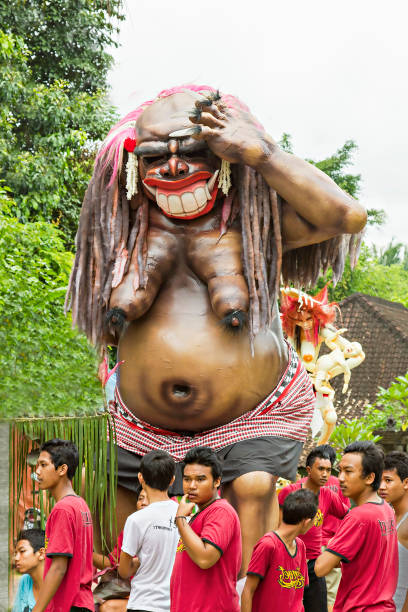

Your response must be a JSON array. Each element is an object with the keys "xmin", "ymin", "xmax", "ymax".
[
  {"xmin": 192, "ymin": 125, "xmax": 217, "ymax": 141},
  {"xmin": 193, "ymin": 111, "xmax": 225, "ymax": 130},
  {"xmin": 195, "ymin": 99, "xmax": 225, "ymax": 120}
]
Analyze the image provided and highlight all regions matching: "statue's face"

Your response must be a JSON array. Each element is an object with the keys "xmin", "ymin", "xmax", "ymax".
[
  {"xmin": 287, "ymin": 309, "xmax": 314, "ymax": 331},
  {"xmin": 136, "ymin": 93, "xmax": 221, "ymax": 220}
]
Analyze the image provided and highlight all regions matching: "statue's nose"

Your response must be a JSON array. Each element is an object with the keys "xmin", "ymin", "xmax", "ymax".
[{"xmin": 159, "ymin": 156, "xmax": 189, "ymax": 178}]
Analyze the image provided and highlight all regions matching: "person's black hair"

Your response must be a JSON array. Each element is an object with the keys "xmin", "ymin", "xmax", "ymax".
[
  {"xmin": 282, "ymin": 489, "xmax": 318, "ymax": 525},
  {"xmin": 306, "ymin": 447, "xmax": 332, "ymax": 468},
  {"xmin": 314, "ymin": 444, "xmax": 336, "ymax": 464},
  {"xmin": 384, "ymin": 451, "xmax": 408, "ymax": 482},
  {"xmin": 135, "ymin": 483, "xmax": 143, "ymax": 500},
  {"xmin": 182, "ymin": 446, "xmax": 222, "ymax": 481},
  {"xmin": 344, "ymin": 441, "xmax": 384, "ymax": 490},
  {"xmin": 140, "ymin": 450, "xmax": 175, "ymax": 491},
  {"xmin": 40, "ymin": 439, "xmax": 79, "ymax": 480},
  {"xmin": 17, "ymin": 529, "xmax": 45, "ymax": 552}
]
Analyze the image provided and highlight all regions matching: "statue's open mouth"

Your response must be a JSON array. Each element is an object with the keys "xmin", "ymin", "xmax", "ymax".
[{"xmin": 143, "ymin": 170, "xmax": 219, "ymax": 219}]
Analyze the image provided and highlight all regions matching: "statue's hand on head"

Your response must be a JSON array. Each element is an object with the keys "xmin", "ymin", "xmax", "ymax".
[{"xmin": 170, "ymin": 91, "xmax": 274, "ymax": 169}]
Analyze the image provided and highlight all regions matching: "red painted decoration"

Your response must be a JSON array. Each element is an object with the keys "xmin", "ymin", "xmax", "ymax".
[{"xmin": 123, "ymin": 138, "xmax": 136, "ymax": 153}]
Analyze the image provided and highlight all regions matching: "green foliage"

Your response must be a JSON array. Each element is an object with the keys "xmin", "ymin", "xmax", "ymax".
[
  {"xmin": 0, "ymin": 0, "xmax": 124, "ymax": 94},
  {"xmin": 11, "ymin": 416, "xmax": 117, "ymax": 553},
  {"xmin": 316, "ymin": 245, "xmax": 408, "ymax": 308},
  {"xmin": 0, "ymin": 187, "xmax": 103, "ymax": 418},
  {"xmin": 330, "ymin": 418, "xmax": 382, "ymax": 463},
  {"xmin": 371, "ymin": 239, "xmax": 406, "ymax": 267},
  {"xmin": 0, "ymin": 28, "xmax": 118, "ymax": 243},
  {"xmin": 279, "ymin": 134, "xmax": 385, "ymax": 227},
  {"xmin": 366, "ymin": 207, "xmax": 387, "ymax": 227},
  {"xmin": 307, "ymin": 139, "xmax": 361, "ymax": 198},
  {"xmin": 364, "ymin": 373, "xmax": 408, "ymax": 431},
  {"xmin": 278, "ymin": 133, "xmax": 294, "ymax": 153}
]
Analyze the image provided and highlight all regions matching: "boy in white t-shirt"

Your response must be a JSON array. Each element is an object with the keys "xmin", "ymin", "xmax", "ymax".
[{"xmin": 119, "ymin": 450, "xmax": 179, "ymax": 612}]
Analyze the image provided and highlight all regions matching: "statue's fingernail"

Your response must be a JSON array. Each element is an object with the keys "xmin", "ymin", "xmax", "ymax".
[{"xmin": 169, "ymin": 127, "xmax": 201, "ymax": 137}]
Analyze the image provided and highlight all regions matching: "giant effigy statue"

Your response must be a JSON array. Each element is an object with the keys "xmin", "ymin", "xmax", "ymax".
[
  {"xmin": 280, "ymin": 286, "xmax": 365, "ymax": 443},
  {"xmin": 65, "ymin": 85, "xmax": 366, "ymax": 573}
]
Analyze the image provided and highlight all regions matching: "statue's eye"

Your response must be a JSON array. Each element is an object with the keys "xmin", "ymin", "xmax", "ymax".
[{"xmin": 143, "ymin": 156, "xmax": 165, "ymax": 166}]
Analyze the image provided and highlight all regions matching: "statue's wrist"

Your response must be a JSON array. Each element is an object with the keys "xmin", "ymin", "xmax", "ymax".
[{"xmin": 253, "ymin": 136, "xmax": 278, "ymax": 173}]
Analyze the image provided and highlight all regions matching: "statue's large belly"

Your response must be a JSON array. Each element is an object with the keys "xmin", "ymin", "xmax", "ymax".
[{"xmin": 117, "ymin": 274, "xmax": 288, "ymax": 432}]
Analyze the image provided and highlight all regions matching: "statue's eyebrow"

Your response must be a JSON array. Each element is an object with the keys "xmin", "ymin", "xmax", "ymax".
[
  {"xmin": 134, "ymin": 142, "xmax": 168, "ymax": 156},
  {"xmin": 135, "ymin": 139, "xmax": 207, "ymax": 157}
]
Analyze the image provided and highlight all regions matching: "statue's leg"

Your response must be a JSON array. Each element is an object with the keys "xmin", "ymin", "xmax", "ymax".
[
  {"xmin": 218, "ymin": 435, "xmax": 302, "ymax": 577},
  {"xmin": 223, "ymin": 471, "xmax": 279, "ymax": 577}
]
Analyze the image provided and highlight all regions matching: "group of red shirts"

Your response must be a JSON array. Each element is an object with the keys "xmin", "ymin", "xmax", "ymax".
[
  {"xmin": 268, "ymin": 477, "xmax": 399, "ymax": 612},
  {"xmin": 43, "ymin": 494, "xmax": 242, "ymax": 612},
  {"xmin": 42, "ymin": 478, "xmax": 399, "ymax": 612}
]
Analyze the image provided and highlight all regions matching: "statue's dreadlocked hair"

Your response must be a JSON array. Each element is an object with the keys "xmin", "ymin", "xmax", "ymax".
[{"xmin": 65, "ymin": 84, "xmax": 362, "ymax": 349}]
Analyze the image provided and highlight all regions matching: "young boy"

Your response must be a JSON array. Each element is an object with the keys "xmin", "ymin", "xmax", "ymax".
[
  {"xmin": 242, "ymin": 489, "xmax": 318, "ymax": 612},
  {"xmin": 279, "ymin": 447, "xmax": 348, "ymax": 612},
  {"xmin": 170, "ymin": 446, "xmax": 242, "ymax": 612},
  {"xmin": 315, "ymin": 441, "xmax": 398, "ymax": 611},
  {"xmin": 13, "ymin": 529, "xmax": 45, "ymax": 612},
  {"xmin": 119, "ymin": 450, "xmax": 179, "ymax": 612},
  {"xmin": 379, "ymin": 451, "xmax": 408, "ymax": 612},
  {"xmin": 33, "ymin": 439, "xmax": 94, "ymax": 612}
]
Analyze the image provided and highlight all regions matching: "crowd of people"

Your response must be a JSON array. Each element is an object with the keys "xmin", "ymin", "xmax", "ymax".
[{"xmin": 12, "ymin": 438, "xmax": 408, "ymax": 611}]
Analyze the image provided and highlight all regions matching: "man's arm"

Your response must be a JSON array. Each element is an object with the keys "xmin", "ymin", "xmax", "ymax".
[
  {"xmin": 32, "ymin": 556, "xmax": 68, "ymax": 612},
  {"xmin": 118, "ymin": 551, "xmax": 140, "ymax": 579},
  {"xmin": 241, "ymin": 574, "xmax": 261, "ymax": 612},
  {"xmin": 93, "ymin": 551, "xmax": 111, "ymax": 570},
  {"xmin": 175, "ymin": 515, "xmax": 221, "ymax": 569},
  {"xmin": 329, "ymin": 489, "xmax": 349, "ymax": 519},
  {"xmin": 314, "ymin": 550, "xmax": 341, "ymax": 577}
]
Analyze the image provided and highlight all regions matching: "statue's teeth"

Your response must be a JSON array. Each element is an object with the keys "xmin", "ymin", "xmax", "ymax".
[
  {"xmin": 168, "ymin": 194, "xmax": 183, "ymax": 214},
  {"xmin": 180, "ymin": 192, "xmax": 196, "ymax": 213},
  {"xmin": 157, "ymin": 193, "xmax": 169, "ymax": 212},
  {"xmin": 155, "ymin": 181, "xmax": 213, "ymax": 217},
  {"xmin": 194, "ymin": 187, "xmax": 207, "ymax": 207},
  {"xmin": 207, "ymin": 170, "xmax": 219, "ymax": 193}
]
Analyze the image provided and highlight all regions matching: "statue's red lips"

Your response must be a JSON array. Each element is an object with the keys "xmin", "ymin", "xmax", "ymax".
[{"xmin": 143, "ymin": 171, "xmax": 212, "ymax": 191}]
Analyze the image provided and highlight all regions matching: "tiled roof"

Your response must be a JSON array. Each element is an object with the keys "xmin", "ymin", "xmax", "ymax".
[{"xmin": 299, "ymin": 293, "xmax": 408, "ymax": 466}]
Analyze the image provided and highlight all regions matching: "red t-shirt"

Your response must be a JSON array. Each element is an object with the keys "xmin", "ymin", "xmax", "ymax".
[
  {"xmin": 327, "ymin": 499, "xmax": 398, "ymax": 612},
  {"xmin": 278, "ymin": 482, "xmax": 348, "ymax": 559},
  {"xmin": 299, "ymin": 475, "xmax": 351, "ymax": 546},
  {"xmin": 44, "ymin": 494, "xmax": 94, "ymax": 611},
  {"xmin": 170, "ymin": 498, "xmax": 241, "ymax": 612},
  {"xmin": 247, "ymin": 532, "xmax": 308, "ymax": 612}
]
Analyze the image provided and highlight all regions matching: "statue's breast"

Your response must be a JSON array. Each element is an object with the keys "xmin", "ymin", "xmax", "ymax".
[{"xmin": 117, "ymin": 268, "xmax": 288, "ymax": 432}]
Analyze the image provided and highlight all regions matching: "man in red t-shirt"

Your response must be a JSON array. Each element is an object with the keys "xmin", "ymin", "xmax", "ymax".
[
  {"xmin": 170, "ymin": 446, "xmax": 242, "ymax": 612},
  {"xmin": 315, "ymin": 441, "xmax": 398, "ymax": 612},
  {"xmin": 242, "ymin": 488, "xmax": 318, "ymax": 611},
  {"xmin": 279, "ymin": 447, "xmax": 348, "ymax": 612},
  {"xmin": 33, "ymin": 439, "xmax": 94, "ymax": 612},
  {"xmin": 299, "ymin": 444, "xmax": 350, "ymax": 611}
]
